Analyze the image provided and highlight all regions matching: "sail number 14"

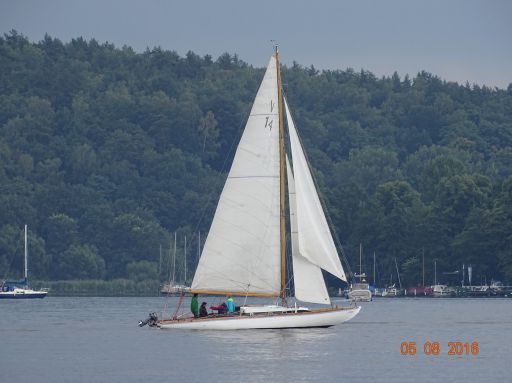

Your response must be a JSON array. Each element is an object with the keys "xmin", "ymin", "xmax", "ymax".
[{"xmin": 400, "ymin": 341, "xmax": 479, "ymax": 356}]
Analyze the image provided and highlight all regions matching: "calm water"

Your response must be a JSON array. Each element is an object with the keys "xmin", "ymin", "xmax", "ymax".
[{"xmin": 1, "ymin": 297, "xmax": 510, "ymax": 382}]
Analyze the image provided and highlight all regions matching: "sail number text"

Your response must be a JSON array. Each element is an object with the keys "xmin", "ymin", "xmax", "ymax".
[{"xmin": 400, "ymin": 341, "xmax": 479, "ymax": 356}]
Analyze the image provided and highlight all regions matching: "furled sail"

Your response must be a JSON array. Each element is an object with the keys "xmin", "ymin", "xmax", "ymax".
[
  {"xmin": 192, "ymin": 55, "xmax": 281, "ymax": 296},
  {"xmin": 285, "ymin": 97, "xmax": 347, "ymax": 282},
  {"xmin": 287, "ymin": 157, "xmax": 331, "ymax": 304}
]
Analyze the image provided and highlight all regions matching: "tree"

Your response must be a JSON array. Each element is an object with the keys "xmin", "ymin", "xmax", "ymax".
[
  {"xmin": 54, "ymin": 244, "xmax": 106, "ymax": 279},
  {"xmin": 0, "ymin": 33, "xmax": 511, "ymax": 286},
  {"xmin": 44, "ymin": 213, "xmax": 78, "ymax": 257},
  {"xmin": 370, "ymin": 181, "xmax": 429, "ymax": 278},
  {"xmin": 126, "ymin": 260, "xmax": 158, "ymax": 281},
  {"xmin": 198, "ymin": 111, "xmax": 219, "ymax": 160}
]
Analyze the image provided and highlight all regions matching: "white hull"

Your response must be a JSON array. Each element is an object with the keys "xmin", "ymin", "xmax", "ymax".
[
  {"xmin": 0, "ymin": 287, "xmax": 48, "ymax": 299},
  {"xmin": 432, "ymin": 285, "xmax": 456, "ymax": 297},
  {"xmin": 348, "ymin": 289, "xmax": 372, "ymax": 302},
  {"xmin": 158, "ymin": 306, "xmax": 361, "ymax": 330},
  {"xmin": 160, "ymin": 284, "xmax": 190, "ymax": 295}
]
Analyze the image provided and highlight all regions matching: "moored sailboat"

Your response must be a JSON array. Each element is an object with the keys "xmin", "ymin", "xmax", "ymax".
[
  {"xmin": 156, "ymin": 48, "xmax": 360, "ymax": 330},
  {"xmin": 160, "ymin": 232, "xmax": 191, "ymax": 295},
  {"xmin": 0, "ymin": 225, "xmax": 48, "ymax": 299}
]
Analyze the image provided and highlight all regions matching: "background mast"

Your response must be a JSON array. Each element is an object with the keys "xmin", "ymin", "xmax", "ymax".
[{"xmin": 24, "ymin": 224, "xmax": 28, "ymax": 280}]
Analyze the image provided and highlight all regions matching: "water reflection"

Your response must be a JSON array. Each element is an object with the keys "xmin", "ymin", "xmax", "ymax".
[{"xmin": 201, "ymin": 327, "xmax": 331, "ymax": 344}]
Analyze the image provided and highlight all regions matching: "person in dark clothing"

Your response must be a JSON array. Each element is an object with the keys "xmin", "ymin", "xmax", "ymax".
[{"xmin": 199, "ymin": 302, "xmax": 208, "ymax": 317}]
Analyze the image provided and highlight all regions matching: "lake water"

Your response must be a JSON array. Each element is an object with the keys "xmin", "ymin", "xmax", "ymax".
[{"xmin": 1, "ymin": 297, "xmax": 510, "ymax": 382}]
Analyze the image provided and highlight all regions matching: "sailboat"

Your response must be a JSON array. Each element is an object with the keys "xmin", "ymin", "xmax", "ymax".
[
  {"xmin": 160, "ymin": 233, "xmax": 191, "ymax": 295},
  {"xmin": 156, "ymin": 49, "xmax": 360, "ymax": 329},
  {"xmin": 0, "ymin": 225, "xmax": 48, "ymax": 299}
]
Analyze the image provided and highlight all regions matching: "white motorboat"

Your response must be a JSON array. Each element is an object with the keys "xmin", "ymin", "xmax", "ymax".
[
  {"xmin": 348, "ymin": 244, "xmax": 372, "ymax": 302},
  {"xmin": 348, "ymin": 282, "xmax": 372, "ymax": 302}
]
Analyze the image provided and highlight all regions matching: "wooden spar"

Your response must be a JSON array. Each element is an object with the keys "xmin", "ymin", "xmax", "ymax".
[
  {"xmin": 275, "ymin": 46, "xmax": 286, "ymax": 304},
  {"xmin": 190, "ymin": 289, "xmax": 279, "ymax": 298}
]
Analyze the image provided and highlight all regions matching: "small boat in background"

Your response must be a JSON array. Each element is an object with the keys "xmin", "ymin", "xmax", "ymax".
[
  {"xmin": 348, "ymin": 244, "xmax": 372, "ymax": 302},
  {"xmin": 160, "ymin": 232, "xmax": 191, "ymax": 296},
  {"xmin": 381, "ymin": 284, "xmax": 405, "ymax": 297},
  {"xmin": 348, "ymin": 281, "xmax": 372, "ymax": 301},
  {"xmin": 432, "ymin": 284, "xmax": 456, "ymax": 297},
  {"xmin": 0, "ymin": 282, "xmax": 48, "ymax": 299},
  {"xmin": 0, "ymin": 225, "xmax": 48, "ymax": 299},
  {"xmin": 431, "ymin": 260, "xmax": 455, "ymax": 297},
  {"xmin": 160, "ymin": 283, "xmax": 191, "ymax": 296}
]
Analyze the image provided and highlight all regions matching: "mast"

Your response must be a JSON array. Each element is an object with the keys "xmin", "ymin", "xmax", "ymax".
[
  {"xmin": 373, "ymin": 251, "xmax": 376, "ymax": 286},
  {"xmin": 434, "ymin": 259, "xmax": 437, "ymax": 286},
  {"xmin": 184, "ymin": 235, "xmax": 187, "ymax": 283},
  {"xmin": 172, "ymin": 232, "xmax": 177, "ymax": 284},
  {"xmin": 359, "ymin": 243, "xmax": 362, "ymax": 281},
  {"xmin": 394, "ymin": 258, "xmax": 402, "ymax": 289},
  {"xmin": 275, "ymin": 45, "xmax": 286, "ymax": 304},
  {"xmin": 158, "ymin": 244, "xmax": 162, "ymax": 280},
  {"xmin": 422, "ymin": 247, "xmax": 425, "ymax": 287},
  {"xmin": 24, "ymin": 224, "xmax": 28, "ymax": 280}
]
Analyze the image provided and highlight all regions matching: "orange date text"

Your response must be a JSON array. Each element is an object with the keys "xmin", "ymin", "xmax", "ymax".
[{"xmin": 400, "ymin": 341, "xmax": 479, "ymax": 356}]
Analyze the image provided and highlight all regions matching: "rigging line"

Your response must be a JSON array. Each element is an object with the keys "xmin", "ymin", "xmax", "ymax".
[
  {"xmin": 2, "ymin": 230, "xmax": 23, "ymax": 280},
  {"xmin": 284, "ymin": 95, "xmax": 354, "ymax": 283},
  {"xmin": 241, "ymin": 286, "xmax": 251, "ymax": 316}
]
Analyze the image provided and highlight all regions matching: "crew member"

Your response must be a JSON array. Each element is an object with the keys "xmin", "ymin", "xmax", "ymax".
[
  {"xmin": 191, "ymin": 293, "xmax": 199, "ymax": 317},
  {"xmin": 199, "ymin": 302, "xmax": 208, "ymax": 317},
  {"xmin": 226, "ymin": 295, "xmax": 235, "ymax": 313}
]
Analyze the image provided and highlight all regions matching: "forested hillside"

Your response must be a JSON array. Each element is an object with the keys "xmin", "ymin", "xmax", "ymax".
[{"xmin": 1, "ymin": 31, "xmax": 511, "ymax": 288}]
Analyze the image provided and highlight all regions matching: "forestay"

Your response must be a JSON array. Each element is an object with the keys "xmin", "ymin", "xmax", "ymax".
[
  {"xmin": 192, "ymin": 55, "xmax": 281, "ymax": 296},
  {"xmin": 285, "ymin": 98, "xmax": 347, "ymax": 282},
  {"xmin": 287, "ymin": 158, "xmax": 331, "ymax": 304}
]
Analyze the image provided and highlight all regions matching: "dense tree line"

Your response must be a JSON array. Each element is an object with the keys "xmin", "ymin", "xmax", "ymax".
[{"xmin": 1, "ymin": 31, "xmax": 511, "ymax": 289}]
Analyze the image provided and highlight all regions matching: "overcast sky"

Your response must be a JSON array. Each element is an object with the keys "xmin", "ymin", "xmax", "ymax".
[{"xmin": 1, "ymin": 0, "xmax": 510, "ymax": 88}]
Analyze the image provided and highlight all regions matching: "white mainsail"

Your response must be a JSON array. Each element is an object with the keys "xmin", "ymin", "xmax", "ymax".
[
  {"xmin": 285, "ymin": 97, "xmax": 347, "ymax": 282},
  {"xmin": 192, "ymin": 55, "xmax": 281, "ymax": 296},
  {"xmin": 287, "ymin": 158, "xmax": 331, "ymax": 304}
]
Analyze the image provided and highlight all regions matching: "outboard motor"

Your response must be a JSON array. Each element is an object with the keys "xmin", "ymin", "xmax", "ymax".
[{"xmin": 138, "ymin": 312, "xmax": 158, "ymax": 327}]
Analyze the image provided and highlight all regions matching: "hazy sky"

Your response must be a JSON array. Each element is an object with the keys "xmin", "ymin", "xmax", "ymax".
[{"xmin": 1, "ymin": 0, "xmax": 511, "ymax": 88}]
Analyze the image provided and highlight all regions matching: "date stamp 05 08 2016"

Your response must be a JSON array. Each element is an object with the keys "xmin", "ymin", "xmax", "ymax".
[{"xmin": 400, "ymin": 341, "xmax": 479, "ymax": 356}]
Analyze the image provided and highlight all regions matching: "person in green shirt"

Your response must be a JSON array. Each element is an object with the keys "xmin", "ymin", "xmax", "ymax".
[{"xmin": 191, "ymin": 293, "xmax": 199, "ymax": 317}]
